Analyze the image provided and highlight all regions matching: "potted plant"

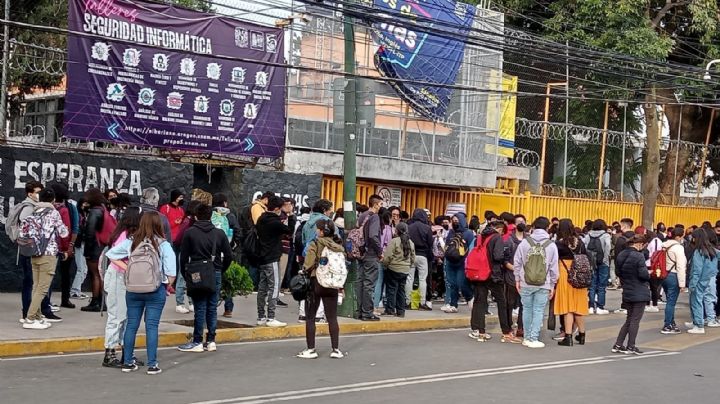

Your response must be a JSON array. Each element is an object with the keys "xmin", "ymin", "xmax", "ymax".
[{"xmin": 221, "ymin": 262, "xmax": 254, "ymax": 301}]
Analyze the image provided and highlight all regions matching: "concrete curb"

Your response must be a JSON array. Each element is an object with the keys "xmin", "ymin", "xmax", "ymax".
[{"xmin": 0, "ymin": 317, "xmax": 473, "ymax": 358}]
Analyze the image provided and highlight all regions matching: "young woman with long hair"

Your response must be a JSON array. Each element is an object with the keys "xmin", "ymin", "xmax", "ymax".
[
  {"xmin": 80, "ymin": 188, "xmax": 109, "ymax": 312},
  {"xmin": 381, "ymin": 222, "xmax": 416, "ymax": 318},
  {"xmin": 554, "ymin": 219, "xmax": 589, "ymax": 346},
  {"xmin": 685, "ymin": 228, "xmax": 720, "ymax": 334}
]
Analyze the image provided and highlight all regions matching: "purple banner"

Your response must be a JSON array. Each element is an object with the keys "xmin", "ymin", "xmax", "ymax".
[{"xmin": 64, "ymin": 0, "xmax": 286, "ymax": 157}]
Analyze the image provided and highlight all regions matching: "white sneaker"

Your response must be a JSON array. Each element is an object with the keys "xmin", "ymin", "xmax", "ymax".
[
  {"xmin": 448, "ymin": 306, "xmax": 458, "ymax": 313},
  {"xmin": 22, "ymin": 320, "xmax": 50, "ymax": 330},
  {"xmin": 19, "ymin": 318, "xmax": 28, "ymax": 324},
  {"xmin": 522, "ymin": 339, "xmax": 530, "ymax": 346},
  {"xmin": 644, "ymin": 305, "xmax": 659, "ymax": 313},
  {"xmin": 588, "ymin": 307, "xmax": 596, "ymax": 315},
  {"xmin": 50, "ymin": 305, "xmax": 61, "ymax": 313},
  {"xmin": 188, "ymin": 304, "xmax": 194, "ymax": 313},
  {"xmin": 614, "ymin": 308, "xmax": 627, "ymax": 314},
  {"xmin": 175, "ymin": 305, "xmax": 190, "ymax": 314},
  {"xmin": 706, "ymin": 320, "xmax": 720, "ymax": 328},
  {"xmin": 266, "ymin": 319, "xmax": 287, "ymax": 328},
  {"xmin": 595, "ymin": 308, "xmax": 610, "ymax": 315},
  {"xmin": 687, "ymin": 326, "xmax": 706, "ymax": 334},
  {"xmin": 468, "ymin": 330, "xmax": 481, "ymax": 340},
  {"xmin": 526, "ymin": 340, "xmax": 545, "ymax": 349},
  {"xmin": 684, "ymin": 322, "xmax": 696, "ymax": 329},
  {"xmin": 297, "ymin": 349, "xmax": 318, "ymax": 359},
  {"xmin": 206, "ymin": 342, "xmax": 217, "ymax": 352},
  {"xmin": 440, "ymin": 304, "xmax": 452, "ymax": 313},
  {"xmin": 330, "ymin": 349, "xmax": 344, "ymax": 359},
  {"xmin": 257, "ymin": 318, "xmax": 267, "ymax": 326}
]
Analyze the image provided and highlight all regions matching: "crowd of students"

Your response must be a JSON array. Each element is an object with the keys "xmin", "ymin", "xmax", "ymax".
[{"xmin": 7, "ymin": 181, "xmax": 720, "ymax": 374}]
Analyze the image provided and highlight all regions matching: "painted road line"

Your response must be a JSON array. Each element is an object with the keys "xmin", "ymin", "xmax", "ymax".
[
  {"xmin": 188, "ymin": 351, "xmax": 680, "ymax": 404},
  {"xmin": 641, "ymin": 329, "xmax": 720, "ymax": 351}
]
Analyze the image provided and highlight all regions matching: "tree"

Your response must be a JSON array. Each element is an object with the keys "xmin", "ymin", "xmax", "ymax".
[{"xmin": 494, "ymin": 0, "xmax": 720, "ymax": 226}]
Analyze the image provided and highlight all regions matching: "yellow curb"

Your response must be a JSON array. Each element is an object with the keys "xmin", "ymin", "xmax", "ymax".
[{"xmin": 0, "ymin": 317, "xmax": 472, "ymax": 358}]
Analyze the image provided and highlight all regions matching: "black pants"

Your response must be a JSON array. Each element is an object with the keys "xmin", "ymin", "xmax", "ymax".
[
  {"xmin": 471, "ymin": 280, "xmax": 511, "ymax": 334},
  {"xmin": 356, "ymin": 257, "xmax": 379, "ymax": 318},
  {"xmin": 305, "ymin": 278, "xmax": 339, "ymax": 350},
  {"xmin": 615, "ymin": 302, "xmax": 645, "ymax": 348},
  {"xmin": 57, "ymin": 256, "xmax": 74, "ymax": 304},
  {"xmin": 504, "ymin": 283, "xmax": 523, "ymax": 331},
  {"xmin": 384, "ymin": 270, "xmax": 407, "ymax": 315},
  {"xmin": 650, "ymin": 277, "xmax": 663, "ymax": 306}
]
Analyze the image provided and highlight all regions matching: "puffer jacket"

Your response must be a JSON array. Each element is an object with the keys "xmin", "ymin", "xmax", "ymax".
[{"xmin": 616, "ymin": 247, "xmax": 651, "ymax": 303}]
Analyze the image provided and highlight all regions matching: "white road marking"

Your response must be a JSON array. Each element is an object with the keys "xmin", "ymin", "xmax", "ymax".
[{"xmin": 188, "ymin": 351, "xmax": 680, "ymax": 404}]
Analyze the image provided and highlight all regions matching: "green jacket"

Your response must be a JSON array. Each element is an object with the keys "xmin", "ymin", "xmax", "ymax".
[
  {"xmin": 303, "ymin": 236, "xmax": 345, "ymax": 277},
  {"xmin": 382, "ymin": 237, "xmax": 415, "ymax": 274}
]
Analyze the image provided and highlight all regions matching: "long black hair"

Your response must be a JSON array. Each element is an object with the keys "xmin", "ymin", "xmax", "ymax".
[
  {"xmin": 556, "ymin": 218, "xmax": 577, "ymax": 246},
  {"xmin": 395, "ymin": 222, "xmax": 412, "ymax": 259},
  {"xmin": 691, "ymin": 228, "xmax": 717, "ymax": 259},
  {"xmin": 109, "ymin": 206, "xmax": 141, "ymax": 246},
  {"xmin": 316, "ymin": 219, "xmax": 342, "ymax": 245}
]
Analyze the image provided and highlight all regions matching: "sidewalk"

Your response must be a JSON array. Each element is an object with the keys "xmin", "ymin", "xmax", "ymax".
[{"xmin": 0, "ymin": 291, "xmax": 472, "ymax": 357}]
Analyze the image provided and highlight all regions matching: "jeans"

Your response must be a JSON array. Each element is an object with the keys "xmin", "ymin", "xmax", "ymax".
[
  {"xmin": 71, "ymin": 244, "xmax": 88, "ymax": 294},
  {"xmin": 104, "ymin": 269, "xmax": 127, "ymax": 349},
  {"xmin": 662, "ymin": 272, "xmax": 680, "ymax": 327},
  {"xmin": 445, "ymin": 260, "xmax": 473, "ymax": 308},
  {"xmin": 384, "ymin": 270, "xmax": 407, "ymax": 316},
  {"xmin": 615, "ymin": 302, "xmax": 645, "ymax": 348},
  {"xmin": 406, "ymin": 256, "xmax": 429, "ymax": 305},
  {"xmin": 257, "ymin": 261, "xmax": 280, "ymax": 320},
  {"xmin": 192, "ymin": 272, "xmax": 221, "ymax": 343},
  {"xmin": 20, "ymin": 255, "xmax": 50, "ymax": 318},
  {"xmin": 124, "ymin": 284, "xmax": 167, "ymax": 367},
  {"xmin": 689, "ymin": 265, "xmax": 718, "ymax": 327},
  {"xmin": 248, "ymin": 265, "xmax": 260, "ymax": 291},
  {"xmin": 589, "ymin": 264, "xmax": 610, "ymax": 309},
  {"xmin": 27, "ymin": 256, "xmax": 55, "ymax": 321},
  {"xmin": 175, "ymin": 272, "xmax": 193, "ymax": 306},
  {"xmin": 373, "ymin": 262, "xmax": 385, "ymax": 308},
  {"xmin": 520, "ymin": 287, "xmax": 550, "ymax": 342},
  {"xmin": 703, "ymin": 276, "xmax": 718, "ymax": 322},
  {"xmin": 472, "ymin": 280, "xmax": 511, "ymax": 334},
  {"xmin": 357, "ymin": 256, "xmax": 379, "ymax": 318}
]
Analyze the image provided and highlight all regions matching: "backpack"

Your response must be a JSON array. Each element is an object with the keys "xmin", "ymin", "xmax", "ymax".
[
  {"xmin": 55, "ymin": 203, "xmax": 72, "ymax": 252},
  {"xmin": 650, "ymin": 246, "xmax": 674, "ymax": 280},
  {"xmin": 211, "ymin": 210, "xmax": 231, "ymax": 240},
  {"xmin": 294, "ymin": 220, "xmax": 308, "ymax": 262},
  {"xmin": 124, "ymin": 239, "xmax": 163, "ymax": 293},
  {"xmin": 316, "ymin": 244, "xmax": 348, "ymax": 289},
  {"xmin": 238, "ymin": 205, "xmax": 254, "ymax": 236},
  {"xmin": 432, "ymin": 233, "xmax": 446, "ymax": 259},
  {"xmin": 465, "ymin": 235, "xmax": 492, "ymax": 282},
  {"xmin": 5, "ymin": 200, "xmax": 35, "ymax": 243},
  {"xmin": 566, "ymin": 246, "xmax": 593, "ymax": 288},
  {"xmin": 445, "ymin": 233, "xmax": 467, "ymax": 264},
  {"xmin": 242, "ymin": 227, "xmax": 260, "ymax": 264},
  {"xmin": 524, "ymin": 238, "xmax": 552, "ymax": 286},
  {"xmin": 346, "ymin": 222, "xmax": 366, "ymax": 260},
  {"xmin": 96, "ymin": 206, "xmax": 117, "ymax": 246},
  {"xmin": 17, "ymin": 208, "xmax": 56, "ymax": 257},
  {"xmin": 586, "ymin": 235, "xmax": 604, "ymax": 267}
]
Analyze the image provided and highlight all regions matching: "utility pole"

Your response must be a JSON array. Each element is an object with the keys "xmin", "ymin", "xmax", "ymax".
[
  {"xmin": 0, "ymin": 0, "xmax": 10, "ymax": 139},
  {"xmin": 339, "ymin": 0, "xmax": 358, "ymax": 318}
]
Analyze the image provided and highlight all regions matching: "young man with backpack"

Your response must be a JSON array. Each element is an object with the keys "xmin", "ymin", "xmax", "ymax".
[
  {"xmin": 49, "ymin": 182, "xmax": 79, "ymax": 310},
  {"xmin": 19, "ymin": 189, "xmax": 69, "ymax": 330},
  {"xmin": 238, "ymin": 191, "xmax": 273, "ymax": 295},
  {"xmin": 583, "ymin": 219, "xmax": 612, "ymax": 315},
  {"xmin": 441, "ymin": 213, "xmax": 475, "ymax": 313},
  {"xmin": 177, "ymin": 203, "xmax": 233, "ymax": 353},
  {"xmin": 356, "ymin": 194, "xmax": 383, "ymax": 321},
  {"xmin": 256, "ymin": 196, "xmax": 296, "ymax": 327},
  {"xmin": 513, "ymin": 216, "xmax": 559, "ymax": 348}
]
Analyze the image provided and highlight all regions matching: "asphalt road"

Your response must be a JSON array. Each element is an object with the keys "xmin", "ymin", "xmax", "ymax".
[{"xmin": 1, "ymin": 316, "xmax": 718, "ymax": 404}]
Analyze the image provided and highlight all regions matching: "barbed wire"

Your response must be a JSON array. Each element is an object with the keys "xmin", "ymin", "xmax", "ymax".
[
  {"xmin": 507, "ymin": 147, "xmax": 540, "ymax": 168},
  {"xmin": 8, "ymin": 39, "xmax": 66, "ymax": 76}
]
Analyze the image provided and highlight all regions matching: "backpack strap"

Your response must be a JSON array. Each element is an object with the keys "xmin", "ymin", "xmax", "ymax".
[
  {"xmin": 540, "ymin": 239, "xmax": 553, "ymax": 248},
  {"xmin": 526, "ymin": 238, "xmax": 538, "ymax": 247}
]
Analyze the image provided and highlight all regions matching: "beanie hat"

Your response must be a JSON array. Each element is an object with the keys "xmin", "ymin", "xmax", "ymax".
[{"xmin": 170, "ymin": 189, "xmax": 184, "ymax": 203}]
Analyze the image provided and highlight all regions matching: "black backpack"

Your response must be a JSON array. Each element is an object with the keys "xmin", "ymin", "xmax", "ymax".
[
  {"xmin": 239, "ymin": 205, "xmax": 259, "ymax": 264},
  {"xmin": 445, "ymin": 233, "xmax": 468, "ymax": 264},
  {"xmin": 587, "ymin": 235, "xmax": 604, "ymax": 267}
]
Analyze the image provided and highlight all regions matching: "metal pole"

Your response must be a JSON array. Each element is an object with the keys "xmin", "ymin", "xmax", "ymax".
[
  {"xmin": 671, "ymin": 105, "xmax": 683, "ymax": 205},
  {"xmin": 0, "ymin": 0, "xmax": 10, "ymax": 137},
  {"xmin": 339, "ymin": 2, "xmax": 358, "ymax": 318},
  {"xmin": 540, "ymin": 84, "xmax": 551, "ymax": 190},
  {"xmin": 620, "ymin": 104, "xmax": 627, "ymax": 201},
  {"xmin": 562, "ymin": 40, "xmax": 569, "ymax": 197},
  {"xmin": 695, "ymin": 108, "xmax": 715, "ymax": 205},
  {"xmin": 431, "ymin": 122, "xmax": 436, "ymax": 162},
  {"xmin": 597, "ymin": 101, "xmax": 610, "ymax": 199}
]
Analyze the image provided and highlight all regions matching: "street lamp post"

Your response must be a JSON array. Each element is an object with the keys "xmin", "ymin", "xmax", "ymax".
[{"xmin": 703, "ymin": 59, "xmax": 720, "ymax": 80}]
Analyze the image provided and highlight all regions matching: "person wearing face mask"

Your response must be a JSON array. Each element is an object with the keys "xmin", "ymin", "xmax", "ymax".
[
  {"xmin": 504, "ymin": 215, "xmax": 527, "ymax": 337},
  {"xmin": 160, "ymin": 190, "xmax": 186, "ymax": 243},
  {"xmin": 612, "ymin": 234, "xmax": 651, "ymax": 355}
]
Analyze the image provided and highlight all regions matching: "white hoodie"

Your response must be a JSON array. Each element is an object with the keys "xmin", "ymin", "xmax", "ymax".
[{"xmin": 662, "ymin": 239, "xmax": 687, "ymax": 288}]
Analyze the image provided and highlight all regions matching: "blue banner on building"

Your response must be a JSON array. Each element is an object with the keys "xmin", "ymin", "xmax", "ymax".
[{"xmin": 370, "ymin": 0, "xmax": 475, "ymax": 121}]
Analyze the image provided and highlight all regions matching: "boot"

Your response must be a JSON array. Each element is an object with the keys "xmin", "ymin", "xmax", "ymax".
[
  {"xmin": 558, "ymin": 335, "xmax": 574, "ymax": 346},
  {"xmin": 575, "ymin": 332, "xmax": 586, "ymax": 345},
  {"xmin": 81, "ymin": 297, "xmax": 101, "ymax": 312},
  {"xmin": 102, "ymin": 349, "xmax": 121, "ymax": 368}
]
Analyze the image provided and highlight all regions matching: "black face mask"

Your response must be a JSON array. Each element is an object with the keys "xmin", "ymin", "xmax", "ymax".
[
  {"xmin": 516, "ymin": 223, "xmax": 527, "ymax": 233},
  {"xmin": 177, "ymin": 199, "xmax": 185, "ymax": 207},
  {"xmin": 442, "ymin": 224, "xmax": 449, "ymax": 230},
  {"xmin": 452, "ymin": 223, "xmax": 460, "ymax": 231}
]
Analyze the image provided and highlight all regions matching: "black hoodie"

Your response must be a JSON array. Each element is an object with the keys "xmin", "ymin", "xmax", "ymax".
[
  {"xmin": 256, "ymin": 211, "xmax": 297, "ymax": 265},
  {"xmin": 408, "ymin": 208, "xmax": 434, "ymax": 262},
  {"xmin": 179, "ymin": 220, "xmax": 233, "ymax": 278}
]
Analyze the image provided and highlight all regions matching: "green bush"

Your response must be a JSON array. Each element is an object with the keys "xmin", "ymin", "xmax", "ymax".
[{"xmin": 221, "ymin": 262, "xmax": 254, "ymax": 300}]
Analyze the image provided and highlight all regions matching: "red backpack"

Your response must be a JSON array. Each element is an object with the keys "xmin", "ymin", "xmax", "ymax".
[
  {"xmin": 96, "ymin": 206, "xmax": 117, "ymax": 246},
  {"xmin": 465, "ymin": 235, "xmax": 493, "ymax": 282},
  {"xmin": 650, "ymin": 244, "xmax": 676, "ymax": 280}
]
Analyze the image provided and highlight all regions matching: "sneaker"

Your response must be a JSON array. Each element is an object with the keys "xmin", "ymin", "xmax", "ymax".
[
  {"xmin": 121, "ymin": 363, "xmax": 139, "ymax": 373},
  {"xmin": 614, "ymin": 308, "xmax": 627, "ymax": 314},
  {"xmin": 468, "ymin": 330, "xmax": 481, "ymax": 340},
  {"xmin": 188, "ymin": 304, "xmax": 194, "ymax": 312},
  {"xmin": 611, "ymin": 344, "xmax": 628, "ymax": 353},
  {"xmin": 297, "ymin": 349, "xmax": 318, "ymax": 359},
  {"xmin": 206, "ymin": 342, "xmax": 217, "ymax": 352},
  {"xmin": 317, "ymin": 318, "xmax": 327, "ymax": 323},
  {"xmin": 419, "ymin": 303, "xmax": 433, "ymax": 311},
  {"xmin": 660, "ymin": 325, "xmax": 681, "ymax": 335},
  {"xmin": 22, "ymin": 320, "xmax": 50, "ymax": 330},
  {"xmin": 42, "ymin": 313, "xmax": 63, "ymax": 322},
  {"xmin": 706, "ymin": 319, "xmax": 720, "ymax": 328},
  {"xmin": 625, "ymin": 346, "xmax": 643, "ymax": 355},
  {"xmin": 175, "ymin": 305, "xmax": 190, "ymax": 314},
  {"xmin": 501, "ymin": 334, "xmax": 522, "ymax": 344},
  {"xmin": 50, "ymin": 304, "xmax": 61, "ymax": 313},
  {"xmin": 298, "ymin": 316, "xmax": 306, "ymax": 323},
  {"xmin": 132, "ymin": 357, "xmax": 145, "ymax": 367},
  {"xmin": 147, "ymin": 366, "xmax": 162, "ymax": 375},
  {"xmin": 440, "ymin": 304, "xmax": 452, "ymax": 313},
  {"xmin": 102, "ymin": 352, "xmax": 122, "ymax": 368},
  {"xmin": 522, "ymin": 339, "xmax": 530, "ymax": 347},
  {"xmin": 448, "ymin": 306, "xmax": 458, "ymax": 313},
  {"xmin": 223, "ymin": 310, "xmax": 233, "ymax": 318},
  {"xmin": 687, "ymin": 326, "xmax": 706, "ymax": 334},
  {"xmin": 276, "ymin": 299, "xmax": 289, "ymax": 307},
  {"xmin": 19, "ymin": 318, "xmax": 28, "ymax": 324},
  {"xmin": 644, "ymin": 305, "xmax": 660, "ymax": 313},
  {"xmin": 526, "ymin": 340, "xmax": 545, "ymax": 349},
  {"xmin": 588, "ymin": 307, "xmax": 596, "ymax": 315},
  {"xmin": 595, "ymin": 308, "xmax": 610, "ymax": 315},
  {"xmin": 178, "ymin": 342, "xmax": 204, "ymax": 352},
  {"xmin": 70, "ymin": 292, "xmax": 89, "ymax": 300},
  {"xmin": 552, "ymin": 332, "xmax": 566, "ymax": 341},
  {"xmin": 330, "ymin": 349, "xmax": 344, "ymax": 359},
  {"xmin": 266, "ymin": 319, "xmax": 287, "ymax": 328},
  {"xmin": 257, "ymin": 318, "xmax": 267, "ymax": 326}
]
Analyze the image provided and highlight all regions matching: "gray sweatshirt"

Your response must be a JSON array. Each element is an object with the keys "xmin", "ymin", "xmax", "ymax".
[
  {"xmin": 582, "ymin": 230, "xmax": 612, "ymax": 266},
  {"xmin": 513, "ymin": 229, "xmax": 559, "ymax": 291}
]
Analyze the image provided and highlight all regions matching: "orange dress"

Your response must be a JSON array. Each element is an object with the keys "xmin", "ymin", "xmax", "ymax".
[{"xmin": 554, "ymin": 258, "xmax": 590, "ymax": 315}]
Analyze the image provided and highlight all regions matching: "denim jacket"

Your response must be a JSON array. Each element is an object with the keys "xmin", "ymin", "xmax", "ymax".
[{"xmin": 106, "ymin": 237, "xmax": 177, "ymax": 283}]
